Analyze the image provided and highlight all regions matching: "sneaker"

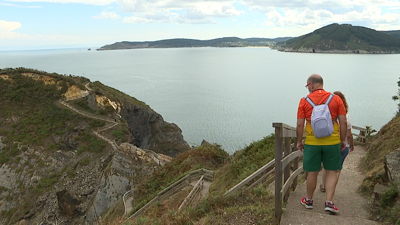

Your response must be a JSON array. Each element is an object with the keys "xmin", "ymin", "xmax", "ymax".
[
  {"xmin": 325, "ymin": 201, "xmax": 339, "ymax": 214},
  {"xmin": 301, "ymin": 196, "xmax": 313, "ymax": 209}
]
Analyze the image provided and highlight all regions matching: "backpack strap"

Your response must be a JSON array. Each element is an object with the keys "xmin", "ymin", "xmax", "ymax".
[
  {"xmin": 325, "ymin": 93, "xmax": 335, "ymax": 105},
  {"xmin": 305, "ymin": 93, "xmax": 335, "ymax": 107},
  {"xmin": 304, "ymin": 96, "xmax": 316, "ymax": 107},
  {"xmin": 325, "ymin": 94, "xmax": 338, "ymax": 122}
]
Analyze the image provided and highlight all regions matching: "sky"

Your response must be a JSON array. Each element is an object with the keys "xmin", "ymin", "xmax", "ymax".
[{"xmin": 1, "ymin": 0, "xmax": 400, "ymax": 51}]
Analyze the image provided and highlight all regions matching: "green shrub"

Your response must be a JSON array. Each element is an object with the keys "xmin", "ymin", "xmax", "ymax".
[
  {"xmin": 89, "ymin": 119, "xmax": 105, "ymax": 128},
  {"xmin": 393, "ymin": 77, "xmax": 400, "ymax": 116},
  {"xmin": 80, "ymin": 157, "xmax": 91, "ymax": 166},
  {"xmin": 67, "ymin": 169, "xmax": 76, "ymax": 178},
  {"xmin": 380, "ymin": 183, "xmax": 399, "ymax": 208}
]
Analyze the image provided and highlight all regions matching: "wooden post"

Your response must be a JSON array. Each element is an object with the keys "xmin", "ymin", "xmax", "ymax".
[
  {"xmin": 292, "ymin": 137, "xmax": 299, "ymax": 191},
  {"xmin": 283, "ymin": 137, "xmax": 291, "ymax": 182},
  {"xmin": 274, "ymin": 123, "xmax": 283, "ymax": 219},
  {"xmin": 283, "ymin": 137, "xmax": 291, "ymax": 201}
]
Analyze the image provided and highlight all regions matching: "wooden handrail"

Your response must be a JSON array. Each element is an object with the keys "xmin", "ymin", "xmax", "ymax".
[
  {"xmin": 351, "ymin": 125, "xmax": 367, "ymax": 142},
  {"xmin": 274, "ymin": 122, "xmax": 303, "ymax": 219},
  {"xmin": 224, "ymin": 159, "xmax": 276, "ymax": 196},
  {"xmin": 125, "ymin": 168, "xmax": 214, "ymax": 222},
  {"xmin": 178, "ymin": 175, "xmax": 204, "ymax": 210}
]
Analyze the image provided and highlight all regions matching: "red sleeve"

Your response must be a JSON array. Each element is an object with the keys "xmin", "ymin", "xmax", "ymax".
[{"xmin": 297, "ymin": 98, "xmax": 306, "ymax": 119}]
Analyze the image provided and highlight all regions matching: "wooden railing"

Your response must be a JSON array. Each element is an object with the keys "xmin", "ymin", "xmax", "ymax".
[
  {"xmin": 124, "ymin": 122, "xmax": 367, "ymax": 222},
  {"xmin": 352, "ymin": 125, "xmax": 367, "ymax": 142},
  {"xmin": 273, "ymin": 123, "xmax": 303, "ymax": 219},
  {"xmin": 224, "ymin": 123, "xmax": 303, "ymax": 220},
  {"xmin": 125, "ymin": 169, "xmax": 214, "ymax": 221},
  {"xmin": 224, "ymin": 160, "xmax": 275, "ymax": 196},
  {"xmin": 178, "ymin": 175, "xmax": 204, "ymax": 210}
]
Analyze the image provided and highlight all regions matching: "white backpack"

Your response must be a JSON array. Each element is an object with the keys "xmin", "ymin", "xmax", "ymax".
[{"xmin": 304, "ymin": 94, "xmax": 335, "ymax": 138}]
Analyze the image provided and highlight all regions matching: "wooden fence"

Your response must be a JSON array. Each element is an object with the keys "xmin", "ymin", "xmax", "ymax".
[
  {"xmin": 125, "ymin": 168, "xmax": 214, "ymax": 221},
  {"xmin": 273, "ymin": 123, "xmax": 303, "ymax": 219},
  {"xmin": 178, "ymin": 175, "xmax": 204, "ymax": 210},
  {"xmin": 352, "ymin": 125, "xmax": 367, "ymax": 142},
  {"xmin": 224, "ymin": 122, "xmax": 368, "ymax": 219},
  {"xmin": 224, "ymin": 123, "xmax": 302, "ymax": 219},
  {"xmin": 125, "ymin": 123, "xmax": 367, "ymax": 222}
]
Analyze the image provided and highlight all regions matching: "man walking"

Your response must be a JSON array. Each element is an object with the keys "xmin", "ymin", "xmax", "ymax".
[{"xmin": 296, "ymin": 74, "xmax": 347, "ymax": 214}]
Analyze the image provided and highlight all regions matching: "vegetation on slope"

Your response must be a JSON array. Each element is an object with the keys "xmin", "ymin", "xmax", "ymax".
[
  {"xmin": 0, "ymin": 68, "xmax": 112, "ymax": 223},
  {"xmin": 109, "ymin": 135, "xmax": 278, "ymax": 224},
  {"xmin": 98, "ymin": 37, "xmax": 292, "ymax": 50},
  {"xmin": 280, "ymin": 23, "xmax": 400, "ymax": 52},
  {"xmin": 383, "ymin": 30, "xmax": 400, "ymax": 38},
  {"xmin": 359, "ymin": 78, "xmax": 400, "ymax": 224}
]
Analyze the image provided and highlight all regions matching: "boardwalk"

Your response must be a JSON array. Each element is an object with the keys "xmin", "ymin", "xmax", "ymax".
[{"xmin": 280, "ymin": 146, "xmax": 381, "ymax": 225}]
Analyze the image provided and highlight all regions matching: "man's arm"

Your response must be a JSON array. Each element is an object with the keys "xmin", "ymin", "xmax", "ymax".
[
  {"xmin": 338, "ymin": 114, "xmax": 347, "ymax": 151},
  {"xmin": 347, "ymin": 128, "xmax": 354, "ymax": 152},
  {"xmin": 296, "ymin": 118, "xmax": 305, "ymax": 151}
]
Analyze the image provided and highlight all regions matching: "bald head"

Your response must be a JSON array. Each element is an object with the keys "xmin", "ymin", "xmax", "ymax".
[
  {"xmin": 308, "ymin": 74, "xmax": 323, "ymax": 84},
  {"xmin": 306, "ymin": 74, "xmax": 323, "ymax": 92}
]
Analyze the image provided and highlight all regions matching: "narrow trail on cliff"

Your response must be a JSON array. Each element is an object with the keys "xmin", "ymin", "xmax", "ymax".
[
  {"xmin": 58, "ymin": 99, "xmax": 120, "ymax": 151},
  {"xmin": 59, "ymin": 83, "xmax": 174, "ymax": 219}
]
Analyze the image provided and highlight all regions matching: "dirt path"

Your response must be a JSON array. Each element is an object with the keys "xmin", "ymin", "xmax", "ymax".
[{"xmin": 280, "ymin": 145, "xmax": 382, "ymax": 225}]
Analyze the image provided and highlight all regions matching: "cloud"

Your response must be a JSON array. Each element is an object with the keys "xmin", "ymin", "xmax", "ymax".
[
  {"xmin": 0, "ymin": 2, "xmax": 42, "ymax": 8},
  {"xmin": 255, "ymin": 0, "xmax": 400, "ymax": 35},
  {"xmin": 5, "ymin": 0, "xmax": 115, "ymax": 6},
  {"xmin": 118, "ymin": 0, "xmax": 243, "ymax": 24},
  {"xmin": 0, "ymin": 20, "xmax": 22, "ymax": 33},
  {"xmin": 242, "ymin": 0, "xmax": 400, "ymax": 11},
  {"xmin": 92, "ymin": 11, "xmax": 121, "ymax": 19},
  {"xmin": 123, "ymin": 13, "xmax": 171, "ymax": 23}
]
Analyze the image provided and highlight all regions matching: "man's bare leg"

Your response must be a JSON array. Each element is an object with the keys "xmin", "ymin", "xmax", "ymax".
[
  {"xmin": 325, "ymin": 170, "xmax": 339, "ymax": 202},
  {"xmin": 306, "ymin": 171, "xmax": 319, "ymax": 199},
  {"xmin": 321, "ymin": 169, "xmax": 327, "ymax": 190}
]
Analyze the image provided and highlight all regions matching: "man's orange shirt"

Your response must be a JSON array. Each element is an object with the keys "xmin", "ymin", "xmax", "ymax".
[{"xmin": 297, "ymin": 89, "xmax": 347, "ymax": 145}]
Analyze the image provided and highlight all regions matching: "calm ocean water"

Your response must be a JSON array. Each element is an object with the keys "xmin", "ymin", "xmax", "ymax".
[{"xmin": 0, "ymin": 47, "xmax": 399, "ymax": 154}]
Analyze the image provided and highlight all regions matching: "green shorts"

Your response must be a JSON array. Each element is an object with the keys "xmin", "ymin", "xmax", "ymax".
[{"xmin": 303, "ymin": 143, "xmax": 342, "ymax": 172}]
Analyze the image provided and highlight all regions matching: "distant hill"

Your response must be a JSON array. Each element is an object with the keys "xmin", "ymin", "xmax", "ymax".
[
  {"xmin": 97, "ymin": 37, "xmax": 292, "ymax": 50},
  {"xmin": 382, "ymin": 30, "xmax": 400, "ymax": 38},
  {"xmin": 277, "ymin": 23, "xmax": 400, "ymax": 53}
]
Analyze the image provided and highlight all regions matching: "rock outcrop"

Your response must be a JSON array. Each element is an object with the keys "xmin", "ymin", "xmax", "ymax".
[
  {"xmin": 384, "ymin": 149, "xmax": 400, "ymax": 190},
  {"xmin": 63, "ymin": 85, "xmax": 89, "ymax": 101},
  {"xmin": 121, "ymin": 102, "xmax": 190, "ymax": 157},
  {"xmin": 0, "ymin": 69, "xmax": 190, "ymax": 224}
]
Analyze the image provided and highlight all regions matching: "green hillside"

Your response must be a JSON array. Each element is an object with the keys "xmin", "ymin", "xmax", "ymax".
[
  {"xmin": 279, "ymin": 23, "xmax": 400, "ymax": 53},
  {"xmin": 383, "ymin": 30, "xmax": 400, "ymax": 38},
  {"xmin": 0, "ymin": 68, "xmax": 189, "ymax": 224},
  {"xmin": 98, "ymin": 37, "xmax": 292, "ymax": 50}
]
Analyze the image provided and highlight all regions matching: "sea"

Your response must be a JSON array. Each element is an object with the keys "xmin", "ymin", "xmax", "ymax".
[{"xmin": 0, "ymin": 47, "xmax": 399, "ymax": 154}]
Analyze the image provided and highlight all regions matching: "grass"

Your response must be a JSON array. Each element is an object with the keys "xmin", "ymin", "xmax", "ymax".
[
  {"xmin": 104, "ymin": 134, "xmax": 279, "ymax": 224},
  {"xmin": 367, "ymin": 183, "xmax": 400, "ymax": 224},
  {"xmin": 125, "ymin": 182, "xmax": 277, "ymax": 225},
  {"xmin": 210, "ymin": 135, "xmax": 275, "ymax": 196},
  {"xmin": 0, "ymin": 68, "xmax": 114, "ymax": 224},
  {"xmin": 131, "ymin": 143, "xmax": 230, "ymax": 213},
  {"xmin": 359, "ymin": 115, "xmax": 400, "ymax": 224}
]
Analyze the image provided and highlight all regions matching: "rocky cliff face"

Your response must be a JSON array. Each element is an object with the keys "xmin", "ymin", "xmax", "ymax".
[
  {"xmin": 0, "ymin": 69, "xmax": 190, "ymax": 224},
  {"xmin": 121, "ymin": 102, "xmax": 190, "ymax": 157}
]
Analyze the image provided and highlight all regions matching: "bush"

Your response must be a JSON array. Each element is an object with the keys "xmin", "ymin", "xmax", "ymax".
[{"xmin": 393, "ymin": 77, "xmax": 400, "ymax": 116}]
